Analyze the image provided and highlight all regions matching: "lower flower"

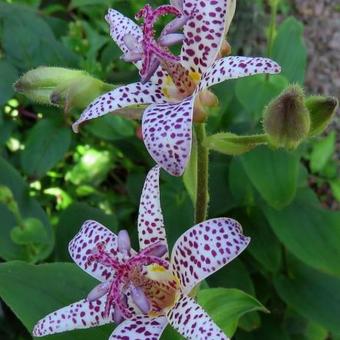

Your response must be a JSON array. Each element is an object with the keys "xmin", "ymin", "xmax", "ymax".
[{"xmin": 33, "ymin": 166, "xmax": 250, "ymax": 339}]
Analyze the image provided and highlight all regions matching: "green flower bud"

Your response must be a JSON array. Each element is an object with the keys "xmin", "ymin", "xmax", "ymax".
[
  {"xmin": 50, "ymin": 76, "xmax": 112, "ymax": 112},
  {"xmin": 263, "ymin": 85, "xmax": 310, "ymax": 149},
  {"xmin": 15, "ymin": 67, "xmax": 113, "ymax": 111},
  {"xmin": 306, "ymin": 96, "xmax": 338, "ymax": 137},
  {"xmin": 14, "ymin": 67, "xmax": 86, "ymax": 105}
]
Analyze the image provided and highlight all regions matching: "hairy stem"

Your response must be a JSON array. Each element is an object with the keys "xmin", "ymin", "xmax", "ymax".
[{"xmin": 194, "ymin": 123, "xmax": 209, "ymax": 224}]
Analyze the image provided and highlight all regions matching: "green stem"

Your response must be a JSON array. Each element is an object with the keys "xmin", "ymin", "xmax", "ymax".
[
  {"xmin": 194, "ymin": 123, "xmax": 209, "ymax": 224},
  {"xmin": 267, "ymin": 0, "xmax": 278, "ymax": 58}
]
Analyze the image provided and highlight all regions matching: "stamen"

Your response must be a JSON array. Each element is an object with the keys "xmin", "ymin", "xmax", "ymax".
[
  {"xmin": 86, "ymin": 242, "xmax": 120, "ymax": 270},
  {"xmin": 135, "ymin": 4, "xmax": 185, "ymax": 83},
  {"xmin": 139, "ymin": 241, "xmax": 168, "ymax": 258},
  {"xmin": 118, "ymin": 230, "xmax": 131, "ymax": 255},
  {"xmin": 113, "ymin": 295, "xmax": 127, "ymax": 324},
  {"xmin": 159, "ymin": 15, "xmax": 188, "ymax": 38},
  {"xmin": 87, "ymin": 281, "xmax": 111, "ymax": 302},
  {"xmin": 159, "ymin": 33, "xmax": 185, "ymax": 47},
  {"xmin": 130, "ymin": 285, "xmax": 151, "ymax": 314}
]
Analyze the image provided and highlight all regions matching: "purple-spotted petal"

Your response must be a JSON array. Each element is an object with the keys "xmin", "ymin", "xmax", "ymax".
[
  {"xmin": 171, "ymin": 218, "xmax": 250, "ymax": 294},
  {"xmin": 167, "ymin": 294, "xmax": 228, "ymax": 340},
  {"xmin": 138, "ymin": 166, "xmax": 168, "ymax": 254},
  {"xmin": 33, "ymin": 296, "xmax": 113, "ymax": 337},
  {"xmin": 180, "ymin": 0, "xmax": 229, "ymax": 74},
  {"xmin": 72, "ymin": 82, "xmax": 167, "ymax": 132},
  {"xmin": 105, "ymin": 9, "xmax": 142, "ymax": 60},
  {"xmin": 109, "ymin": 315, "xmax": 168, "ymax": 340},
  {"xmin": 142, "ymin": 97, "xmax": 195, "ymax": 176},
  {"xmin": 69, "ymin": 220, "xmax": 121, "ymax": 282},
  {"xmin": 197, "ymin": 56, "xmax": 281, "ymax": 92}
]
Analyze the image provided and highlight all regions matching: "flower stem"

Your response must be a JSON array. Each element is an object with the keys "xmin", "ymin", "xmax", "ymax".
[
  {"xmin": 267, "ymin": 0, "xmax": 278, "ymax": 58},
  {"xmin": 194, "ymin": 123, "xmax": 209, "ymax": 224}
]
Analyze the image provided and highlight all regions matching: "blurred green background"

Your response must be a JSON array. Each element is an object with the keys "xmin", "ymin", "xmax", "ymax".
[{"xmin": 0, "ymin": 0, "xmax": 339, "ymax": 339}]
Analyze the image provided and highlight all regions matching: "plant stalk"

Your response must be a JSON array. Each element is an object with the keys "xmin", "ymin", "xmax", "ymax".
[{"xmin": 194, "ymin": 123, "xmax": 209, "ymax": 224}]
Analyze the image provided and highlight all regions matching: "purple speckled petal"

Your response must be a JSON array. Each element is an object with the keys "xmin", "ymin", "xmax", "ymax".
[
  {"xmin": 197, "ymin": 56, "xmax": 281, "ymax": 92},
  {"xmin": 170, "ymin": 218, "xmax": 250, "ymax": 294},
  {"xmin": 167, "ymin": 294, "xmax": 229, "ymax": 340},
  {"xmin": 69, "ymin": 220, "xmax": 126, "ymax": 282},
  {"xmin": 33, "ymin": 296, "xmax": 114, "ymax": 337},
  {"xmin": 180, "ymin": 0, "xmax": 230, "ymax": 74},
  {"xmin": 138, "ymin": 166, "xmax": 168, "ymax": 254},
  {"xmin": 142, "ymin": 97, "xmax": 195, "ymax": 176},
  {"xmin": 72, "ymin": 82, "xmax": 167, "ymax": 133},
  {"xmin": 105, "ymin": 9, "xmax": 142, "ymax": 64},
  {"xmin": 109, "ymin": 315, "xmax": 168, "ymax": 340}
]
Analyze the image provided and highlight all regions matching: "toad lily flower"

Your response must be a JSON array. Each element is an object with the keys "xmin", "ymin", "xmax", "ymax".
[
  {"xmin": 33, "ymin": 166, "xmax": 250, "ymax": 339},
  {"xmin": 72, "ymin": 2, "xmax": 281, "ymax": 176}
]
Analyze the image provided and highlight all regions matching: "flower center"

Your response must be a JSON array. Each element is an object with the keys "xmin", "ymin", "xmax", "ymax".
[
  {"xmin": 135, "ymin": 4, "xmax": 186, "ymax": 83},
  {"xmin": 86, "ymin": 236, "xmax": 180, "ymax": 322}
]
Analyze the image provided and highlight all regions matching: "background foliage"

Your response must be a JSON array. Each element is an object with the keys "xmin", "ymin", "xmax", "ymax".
[{"xmin": 0, "ymin": 0, "xmax": 339, "ymax": 339}]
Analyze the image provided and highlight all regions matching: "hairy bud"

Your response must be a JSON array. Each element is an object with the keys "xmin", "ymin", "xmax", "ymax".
[
  {"xmin": 306, "ymin": 96, "xmax": 338, "ymax": 137},
  {"xmin": 263, "ymin": 85, "xmax": 310, "ymax": 149},
  {"xmin": 14, "ymin": 67, "xmax": 112, "ymax": 112}
]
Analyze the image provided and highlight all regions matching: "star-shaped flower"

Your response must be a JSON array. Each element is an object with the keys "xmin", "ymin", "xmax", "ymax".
[
  {"xmin": 72, "ymin": 1, "xmax": 281, "ymax": 176},
  {"xmin": 33, "ymin": 166, "xmax": 250, "ymax": 339}
]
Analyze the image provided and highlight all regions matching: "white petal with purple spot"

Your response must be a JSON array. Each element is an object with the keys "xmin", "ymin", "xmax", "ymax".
[
  {"xmin": 138, "ymin": 166, "xmax": 168, "ymax": 254},
  {"xmin": 171, "ymin": 218, "xmax": 250, "ymax": 294},
  {"xmin": 69, "ymin": 220, "xmax": 121, "ymax": 282},
  {"xmin": 105, "ymin": 9, "xmax": 142, "ymax": 60},
  {"xmin": 72, "ymin": 82, "xmax": 167, "ymax": 132},
  {"xmin": 167, "ymin": 294, "xmax": 228, "ymax": 340},
  {"xmin": 33, "ymin": 296, "xmax": 113, "ymax": 337},
  {"xmin": 110, "ymin": 315, "xmax": 168, "ymax": 340},
  {"xmin": 142, "ymin": 97, "xmax": 195, "ymax": 176},
  {"xmin": 181, "ymin": 0, "xmax": 229, "ymax": 74},
  {"xmin": 197, "ymin": 56, "xmax": 281, "ymax": 92}
]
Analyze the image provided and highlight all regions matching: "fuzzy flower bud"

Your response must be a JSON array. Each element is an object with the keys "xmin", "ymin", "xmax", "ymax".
[
  {"xmin": 193, "ymin": 90, "xmax": 219, "ymax": 123},
  {"xmin": 305, "ymin": 96, "xmax": 338, "ymax": 137},
  {"xmin": 263, "ymin": 85, "xmax": 310, "ymax": 149},
  {"xmin": 14, "ymin": 67, "xmax": 112, "ymax": 112}
]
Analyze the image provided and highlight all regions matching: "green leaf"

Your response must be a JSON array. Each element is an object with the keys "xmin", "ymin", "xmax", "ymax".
[
  {"xmin": 228, "ymin": 158, "xmax": 255, "ymax": 207},
  {"xmin": 66, "ymin": 148, "xmax": 112, "ymax": 186},
  {"xmin": 235, "ymin": 74, "xmax": 288, "ymax": 120},
  {"xmin": 241, "ymin": 146, "xmax": 299, "ymax": 209},
  {"xmin": 0, "ymin": 60, "xmax": 18, "ymax": 105},
  {"xmin": 85, "ymin": 114, "xmax": 135, "ymax": 142},
  {"xmin": 310, "ymin": 132, "xmax": 336, "ymax": 173},
  {"xmin": 0, "ymin": 3, "xmax": 78, "ymax": 70},
  {"xmin": 161, "ymin": 175, "xmax": 193, "ymax": 248},
  {"xmin": 0, "ymin": 261, "xmax": 112, "ymax": 339},
  {"xmin": 69, "ymin": 0, "xmax": 111, "ymax": 9},
  {"xmin": 183, "ymin": 134, "xmax": 197, "ymax": 204},
  {"xmin": 197, "ymin": 288, "xmax": 268, "ymax": 337},
  {"xmin": 238, "ymin": 209, "xmax": 282, "ymax": 273},
  {"xmin": 21, "ymin": 118, "xmax": 71, "ymax": 179},
  {"xmin": 274, "ymin": 257, "xmax": 340, "ymax": 334},
  {"xmin": 0, "ymin": 158, "xmax": 53, "ymax": 261},
  {"xmin": 330, "ymin": 179, "xmax": 340, "ymax": 202},
  {"xmin": 264, "ymin": 189, "xmax": 340, "ymax": 277},
  {"xmin": 56, "ymin": 202, "xmax": 117, "ymax": 261},
  {"xmin": 209, "ymin": 160, "xmax": 236, "ymax": 216},
  {"xmin": 10, "ymin": 218, "xmax": 48, "ymax": 246},
  {"xmin": 272, "ymin": 17, "xmax": 307, "ymax": 84}
]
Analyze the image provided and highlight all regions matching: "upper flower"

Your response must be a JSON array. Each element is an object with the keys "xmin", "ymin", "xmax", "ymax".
[
  {"xmin": 33, "ymin": 166, "xmax": 250, "ymax": 339},
  {"xmin": 72, "ymin": 1, "xmax": 281, "ymax": 176}
]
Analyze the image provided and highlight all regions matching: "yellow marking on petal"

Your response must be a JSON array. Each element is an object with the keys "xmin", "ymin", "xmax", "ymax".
[{"xmin": 189, "ymin": 71, "xmax": 202, "ymax": 84}]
